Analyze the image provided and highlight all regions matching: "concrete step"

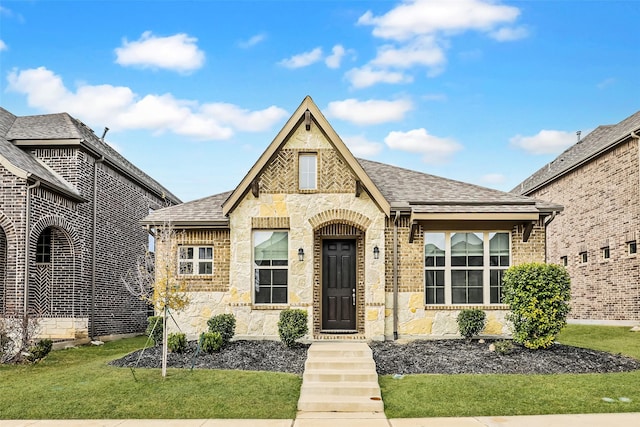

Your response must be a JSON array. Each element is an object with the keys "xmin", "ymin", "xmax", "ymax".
[
  {"xmin": 297, "ymin": 395, "xmax": 384, "ymax": 413},
  {"xmin": 304, "ymin": 357, "xmax": 376, "ymax": 370},
  {"xmin": 300, "ymin": 381, "xmax": 381, "ymax": 397},
  {"xmin": 302, "ymin": 368, "xmax": 379, "ymax": 383},
  {"xmin": 297, "ymin": 342, "xmax": 384, "ymax": 414}
]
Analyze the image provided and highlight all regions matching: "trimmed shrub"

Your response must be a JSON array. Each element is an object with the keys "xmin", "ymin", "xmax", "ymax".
[
  {"xmin": 278, "ymin": 309, "xmax": 308, "ymax": 347},
  {"xmin": 493, "ymin": 340, "xmax": 515, "ymax": 355},
  {"xmin": 167, "ymin": 332, "xmax": 187, "ymax": 353},
  {"xmin": 27, "ymin": 339, "xmax": 53, "ymax": 362},
  {"xmin": 502, "ymin": 262, "xmax": 571, "ymax": 349},
  {"xmin": 146, "ymin": 316, "xmax": 163, "ymax": 346},
  {"xmin": 200, "ymin": 332, "xmax": 223, "ymax": 354},
  {"xmin": 207, "ymin": 314, "xmax": 236, "ymax": 346},
  {"xmin": 457, "ymin": 309, "xmax": 486, "ymax": 339}
]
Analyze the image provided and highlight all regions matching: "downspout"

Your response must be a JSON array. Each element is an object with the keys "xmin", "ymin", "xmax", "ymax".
[
  {"xmin": 90, "ymin": 156, "xmax": 105, "ymax": 339},
  {"xmin": 23, "ymin": 178, "xmax": 41, "ymax": 314},
  {"xmin": 543, "ymin": 211, "xmax": 558, "ymax": 263},
  {"xmin": 392, "ymin": 210, "xmax": 400, "ymax": 340}
]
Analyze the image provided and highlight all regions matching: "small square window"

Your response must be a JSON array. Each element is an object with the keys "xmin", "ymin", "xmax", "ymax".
[
  {"xmin": 602, "ymin": 247, "xmax": 610, "ymax": 260},
  {"xmin": 560, "ymin": 256, "xmax": 568, "ymax": 266},
  {"xmin": 579, "ymin": 251, "xmax": 588, "ymax": 264},
  {"xmin": 629, "ymin": 241, "xmax": 637, "ymax": 255}
]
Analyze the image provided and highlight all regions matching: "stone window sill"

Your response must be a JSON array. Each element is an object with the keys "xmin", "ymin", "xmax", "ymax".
[
  {"xmin": 425, "ymin": 305, "xmax": 509, "ymax": 310},
  {"xmin": 252, "ymin": 304, "xmax": 289, "ymax": 310}
]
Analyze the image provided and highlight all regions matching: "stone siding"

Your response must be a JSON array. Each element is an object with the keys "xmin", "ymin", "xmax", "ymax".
[{"xmin": 528, "ymin": 137, "xmax": 640, "ymax": 321}]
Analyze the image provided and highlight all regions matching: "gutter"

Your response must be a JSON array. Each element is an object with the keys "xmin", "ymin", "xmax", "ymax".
[
  {"xmin": 90, "ymin": 156, "xmax": 105, "ymax": 339},
  {"xmin": 392, "ymin": 210, "xmax": 400, "ymax": 340},
  {"xmin": 23, "ymin": 177, "xmax": 41, "ymax": 314}
]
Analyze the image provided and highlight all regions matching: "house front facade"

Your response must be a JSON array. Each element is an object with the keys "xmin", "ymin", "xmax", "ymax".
[
  {"xmin": 514, "ymin": 111, "xmax": 640, "ymax": 324},
  {"xmin": 145, "ymin": 97, "xmax": 561, "ymax": 340},
  {"xmin": 0, "ymin": 107, "xmax": 180, "ymax": 342}
]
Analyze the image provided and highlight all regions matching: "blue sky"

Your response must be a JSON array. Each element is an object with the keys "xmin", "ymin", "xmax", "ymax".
[{"xmin": 1, "ymin": 0, "xmax": 638, "ymax": 202}]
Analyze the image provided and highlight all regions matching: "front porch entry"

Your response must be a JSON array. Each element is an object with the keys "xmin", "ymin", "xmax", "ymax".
[
  {"xmin": 313, "ymin": 221, "xmax": 366, "ymax": 338},
  {"xmin": 322, "ymin": 239, "xmax": 356, "ymax": 331}
]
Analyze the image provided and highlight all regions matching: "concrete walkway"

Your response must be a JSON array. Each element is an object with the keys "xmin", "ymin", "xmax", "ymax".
[{"xmin": 1, "ymin": 413, "xmax": 639, "ymax": 426}]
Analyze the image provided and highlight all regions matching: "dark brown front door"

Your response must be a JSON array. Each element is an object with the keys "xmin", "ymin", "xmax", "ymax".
[{"xmin": 322, "ymin": 239, "xmax": 356, "ymax": 330}]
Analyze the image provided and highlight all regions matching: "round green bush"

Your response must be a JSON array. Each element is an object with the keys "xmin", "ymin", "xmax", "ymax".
[
  {"xmin": 167, "ymin": 332, "xmax": 187, "ymax": 353},
  {"xmin": 200, "ymin": 331, "xmax": 223, "ymax": 354},
  {"xmin": 502, "ymin": 263, "xmax": 571, "ymax": 349},
  {"xmin": 456, "ymin": 309, "xmax": 486, "ymax": 339},
  {"xmin": 207, "ymin": 313, "xmax": 236, "ymax": 346},
  {"xmin": 278, "ymin": 309, "xmax": 308, "ymax": 347}
]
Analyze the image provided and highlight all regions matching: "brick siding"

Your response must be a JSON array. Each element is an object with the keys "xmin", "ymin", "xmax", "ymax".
[{"xmin": 528, "ymin": 138, "xmax": 640, "ymax": 321}]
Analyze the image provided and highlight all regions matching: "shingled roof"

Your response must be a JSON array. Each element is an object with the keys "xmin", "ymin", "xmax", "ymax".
[
  {"xmin": 513, "ymin": 110, "xmax": 640, "ymax": 196},
  {"xmin": 142, "ymin": 158, "xmax": 559, "ymax": 227},
  {"xmin": 0, "ymin": 108, "xmax": 83, "ymax": 200},
  {"xmin": 1, "ymin": 107, "xmax": 181, "ymax": 204}
]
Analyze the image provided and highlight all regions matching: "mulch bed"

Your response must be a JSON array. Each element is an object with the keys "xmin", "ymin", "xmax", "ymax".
[{"xmin": 110, "ymin": 339, "xmax": 640, "ymax": 376}]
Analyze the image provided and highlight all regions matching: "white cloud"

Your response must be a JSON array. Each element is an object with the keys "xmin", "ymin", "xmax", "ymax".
[
  {"xmin": 279, "ymin": 47, "xmax": 323, "ymax": 69},
  {"xmin": 597, "ymin": 78, "xmax": 616, "ymax": 90},
  {"xmin": 490, "ymin": 26, "xmax": 529, "ymax": 41},
  {"xmin": 358, "ymin": 0, "xmax": 521, "ymax": 41},
  {"xmin": 0, "ymin": 40, "xmax": 7, "ymax": 52},
  {"xmin": 325, "ymin": 45, "xmax": 347, "ymax": 69},
  {"xmin": 385, "ymin": 128, "xmax": 461, "ymax": 163},
  {"xmin": 351, "ymin": 0, "xmax": 526, "ymax": 88},
  {"xmin": 510, "ymin": 130, "xmax": 576, "ymax": 155},
  {"xmin": 7, "ymin": 67, "xmax": 287, "ymax": 140},
  {"xmin": 115, "ymin": 31, "xmax": 205, "ymax": 73},
  {"xmin": 345, "ymin": 66, "xmax": 412, "ymax": 89},
  {"xmin": 238, "ymin": 33, "xmax": 266, "ymax": 48},
  {"xmin": 325, "ymin": 98, "xmax": 413, "ymax": 125},
  {"xmin": 343, "ymin": 135, "xmax": 383, "ymax": 157},
  {"xmin": 371, "ymin": 36, "xmax": 446, "ymax": 69},
  {"xmin": 481, "ymin": 173, "xmax": 506, "ymax": 185}
]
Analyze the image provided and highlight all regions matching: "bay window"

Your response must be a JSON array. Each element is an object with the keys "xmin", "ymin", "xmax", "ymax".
[{"xmin": 425, "ymin": 231, "xmax": 511, "ymax": 305}]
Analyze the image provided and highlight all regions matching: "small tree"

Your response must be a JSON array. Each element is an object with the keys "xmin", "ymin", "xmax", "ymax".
[
  {"xmin": 502, "ymin": 263, "xmax": 571, "ymax": 349},
  {"xmin": 122, "ymin": 221, "xmax": 189, "ymax": 377}
]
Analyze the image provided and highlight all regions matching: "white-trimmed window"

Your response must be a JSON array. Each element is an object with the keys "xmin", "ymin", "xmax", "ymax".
[
  {"xmin": 579, "ymin": 251, "xmax": 588, "ymax": 264},
  {"xmin": 253, "ymin": 231, "xmax": 288, "ymax": 304},
  {"xmin": 629, "ymin": 241, "xmax": 637, "ymax": 255},
  {"xmin": 299, "ymin": 153, "xmax": 317, "ymax": 190},
  {"xmin": 602, "ymin": 246, "xmax": 610, "ymax": 260},
  {"xmin": 179, "ymin": 246, "xmax": 213, "ymax": 275},
  {"xmin": 425, "ymin": 231, "xmax": 511, "ymax": 305}
]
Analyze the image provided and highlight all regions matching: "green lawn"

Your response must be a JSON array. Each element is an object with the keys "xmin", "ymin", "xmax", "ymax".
[
  {"xmin": 380, "ymin": 325, "xmax": 640, "ymax": 418},
  {"xmin": 2, "ymin": 325, "xmax": 638, "ymax": 419},
  {"xmin": 0, "ymin": 336, "xmax": 302, "ymax": 419}
]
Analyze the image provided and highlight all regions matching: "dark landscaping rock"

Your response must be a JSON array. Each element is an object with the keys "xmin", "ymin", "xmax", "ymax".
[{"xmin": 109, "ymin": 339, "xmax": 640, "ymax": 376}]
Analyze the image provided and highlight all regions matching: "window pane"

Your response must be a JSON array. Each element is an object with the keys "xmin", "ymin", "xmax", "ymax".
[
  {"xmin": 258, "ymin": 269, "xmax": 271, "ymax": 285},
  {"xmin": 179, "ymin": 262, "xmax": 193, "ymax": 275},
  {"xmin": 451, "ymin": 233, "xmax": 483, "ymax": 267},
  {"xmin": 490, "ymin": 233, "xmax": 510, "ymax": 267},
  {"xmin": 272, "ymin": 287, "xmax": 287, "ymax": 304},
  {"xmin": 254, "ymin": 231, "xmax": 288, "ymax": 263},
  {"xmin": 452, "ymin": 288, "xmax": 466, "ymax": 304},
  {"xmin": 451, "ymin": 270, "xmax": 466, "ymax": 287},
  {"xmin": 200, "ymin": 247, "xmax": 213, "ymax": 260},
  {"xmin": 425, "ymin": 233, "xmax": 445, "ymax": 267},
  {"xmin": 199, "ymin": 262, "xmax": 213, "ymax": 275},
  {"xmin": 272, "ymin": 269, "xmax": 287, "ymax": 285},
  {"xmin": 254, "ymin": 286, "xmax": 271, "ymax": 304},
  {"xmin": 299, "ymin": 154, "xmax": 317, "ymax": 190},
  {"xmin": 179, "ymin": 247, "xmax": 193, "ymax": 260},
  {"xmin": 468, "ymin": 287, "xmax": 483, "ymax": 304},
  {"xmin": 468, "ymin": 270, "xmax": 483, "ymax": 287}
]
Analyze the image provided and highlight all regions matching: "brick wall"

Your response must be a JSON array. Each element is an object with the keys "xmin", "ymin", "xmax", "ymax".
[
  {"xmin": 174, "ymin": 229, "xmax": 231, "ymax": 292},
  {"xmin": 528, "ymin": 137, "xmax": 640, "ymax": 321},
  {"xmin": 0, "ymin": 145, "xmax": 171, "ymax": 338}
]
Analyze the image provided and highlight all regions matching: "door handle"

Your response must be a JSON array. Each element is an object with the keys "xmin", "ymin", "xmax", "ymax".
[{"xmin": 352, "ymin": 288, "xmax": 356, "ymax": 306}]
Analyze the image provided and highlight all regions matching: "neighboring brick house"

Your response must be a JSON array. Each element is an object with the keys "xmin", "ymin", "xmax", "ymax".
[
  {"xmin": 0, "ymin": 107, "xmax": 181, "ymax": 341},
  {"xmin": 144, "ymin": 96, "xmax": 561, "ymax": 340},
  {"xmin": 514, "ymin": 111, "xmax": 640, "ymax": 325}
]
